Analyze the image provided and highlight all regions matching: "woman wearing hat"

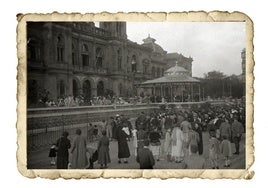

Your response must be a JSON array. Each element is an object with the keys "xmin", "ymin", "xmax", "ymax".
[
  {"xmin": 70, "ymin": 129, "xmax": 88, "ymax": 169},
  {"xmin": 56, "ymin": 131, "xmax": 71, "ymax": 169}
]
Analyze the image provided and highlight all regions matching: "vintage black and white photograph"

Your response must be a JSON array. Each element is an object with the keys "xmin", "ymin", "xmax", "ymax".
[{"xmin": 22, "ymin": 14, "xmax": 251, "ymax": 174}]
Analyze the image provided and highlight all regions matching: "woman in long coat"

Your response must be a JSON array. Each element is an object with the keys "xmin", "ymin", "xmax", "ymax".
[
  {"xmin": 193, "ymin": 122, "xmax": 203, "ymax": 155},
  {"xmin": 71, "ymin": 129, "xmax": 88, "ymax": 169},
  {"xmin": 117, "ymin": 125, "xmax": 130, "ymax": 163},
  {"xmin": 98, "ymin": 130, "xmax": 111, "ymax": 168},
  {"xmin": 171, "ymin": 124, "xmax": 184, "ymax": 163},
  {"xmin": 164, "ymin": 128, "xmax": 172, "ymax": 161},
  {"xmin": 56, "ymin": 131, "xmax": 71, "ymax": 169}
]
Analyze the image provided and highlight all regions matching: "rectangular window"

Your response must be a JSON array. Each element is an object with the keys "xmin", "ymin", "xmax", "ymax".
[
  {"xmin": 72, "ymin": 52, "xmax": 77, "ymax": 65},
  {"xmin": 57, "ymin": 47, "xmax": 64, "ymax": 62},
  {"xmin": 82, "ymin": 54, "xmax": 89, "ymax": 67}
]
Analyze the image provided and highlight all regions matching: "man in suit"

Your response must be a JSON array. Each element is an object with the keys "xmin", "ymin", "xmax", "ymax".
[{"xmin": 136, "ymin": 140, "xmax": 155, "ymax": 169}]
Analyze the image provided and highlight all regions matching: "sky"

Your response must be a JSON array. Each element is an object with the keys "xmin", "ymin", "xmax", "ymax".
[{"xmin": 126, "ymin": 22, "xmax": 245, "ymax": 78}]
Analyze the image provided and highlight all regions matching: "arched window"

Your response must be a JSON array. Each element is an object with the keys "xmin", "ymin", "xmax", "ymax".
[
  {"xmin": 142, "ymin": 59, "xmax": 149, "ymax": 74},
  {"xmin": 97, "ymin": 81, "xmax": 104, "ymax": 97},
  {"xmin": 72, "ymin": 42, "xmax": 78, "ymax": 66},
  {"xmin": 56, "ymin": 35, "xmax": 64, "ymax": 62},
  {"xmin": 27, "ymin": 37, "xmax": 41, "ymax": 62},
  {"xmin": 73, "ymin": 79, "xmax": 79, "ymax": 98},
  {"xmin": 83, "ymin": 80, "xmax": 91, "ymax": 102},
  {"xmin": 152, "ymin": 67, "xmax": 155, "ymax": 78},
  {"xmin": 131, "ymin": 55, "xmax": 137, "ymax": 72},
  {"xmin": 157, "ymin": 67, "xmax": 160, "ymax": 77},
  {"xmin": 96, "ymin": 47, "xmax": 103, "ymax": 69},
  {"xmin": 57, "ymin": 80, "xmax": 66, "ymax": 98},
  {"xmin": 82, "ymin": 43, "xmax": 89, "ymax": 67},
  {"xmin": 117, "ymin": 48, "xmax": 122, "ymax": 70}
]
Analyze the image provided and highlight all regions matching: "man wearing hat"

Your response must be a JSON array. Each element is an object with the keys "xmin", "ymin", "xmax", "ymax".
[{"xmin": 232, "ymin": 116, "xmax": 244, "ymax": 155}]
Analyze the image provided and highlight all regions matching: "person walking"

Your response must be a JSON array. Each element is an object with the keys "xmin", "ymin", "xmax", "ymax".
[
  {"xmin": 182, "ymin": 145, "xmax": 205, "ymax": 169},
  {"xmin": 56, "ymin": 131, "xmax": 71, "ymax": 169},
  {"xmin": 107, "ymin": 117, "xmax": 114, "ymax": 141},
  {"xmin": 132, "ymin": 126, "xmax": 138, "ymax": 157},
  {"xmin": 117, "ymin": 125, "xmax": 131, "ymax": 163},
  {"xmin": 219, "ymin": 117, "xmax": 231, "ymax": 140},
  {"xmin": 193, "ymin": 119, "xmax": 203, "ymax": 155},
  {"xmin": 164, "ymin": 128, "xmax": 172, "ymax": 162},
  {"xmin": 71, "ymin": 129, "xmax": 88, "ymax": 169},
  {"xmin": 149, "ymin": 127, "xmax": 161, "ymax": 161},
  {"xmin": 231, "ymin": 116, "xmax": 244, "ymax": 155},
  {"xmin": 136, "ymin": 140, "xmax": 155, "ymax": 169},
  {"xmin": 171, "ymin": 123, "xmax": 184, "ymax": 163},
  {"xmin": 188, "ymin": 127, "xmax": 200, "ymax": 156},
  {"xmin": 220, "ymin": 135, "xmax": 232, "ymax": 167},
  {"xmin": 97, "ymin": 130, "xmax": 111, "ymax": 169},
  {"xmin": 208, "ymin": 130, "xmax": 220, "ymax": 169}
]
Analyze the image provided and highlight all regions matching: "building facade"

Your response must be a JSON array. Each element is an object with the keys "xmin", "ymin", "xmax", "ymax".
[{"xmin": 27, "ymin": 22, "xmax": 193, "ymax": 105}]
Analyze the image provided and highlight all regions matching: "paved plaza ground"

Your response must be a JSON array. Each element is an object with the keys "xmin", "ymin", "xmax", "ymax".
[{"xmin": 27, "ymin": 130, "xmax": 245, "ymax": 169}]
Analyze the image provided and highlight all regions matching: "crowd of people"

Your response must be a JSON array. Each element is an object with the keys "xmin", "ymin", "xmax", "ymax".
[
  {"xmin": 49, "ymin": 102, "xmax": 245, "ymax": 169},
  {"xmin": 45, "ymin": 95, "xmax": 134, "ymax": 108}
]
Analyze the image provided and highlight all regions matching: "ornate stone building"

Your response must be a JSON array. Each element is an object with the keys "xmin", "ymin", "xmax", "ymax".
[{"xmin": 27, "ymin": 22, "xmax": 193, "ymax": 104}]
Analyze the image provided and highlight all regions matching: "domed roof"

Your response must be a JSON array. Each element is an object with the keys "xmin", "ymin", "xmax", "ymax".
[
  {"xmin": 164, "ymin": 61, "xmax": 188, "ymax": 77},
  {"xmin": 142, "ymin": 34, "xmax": 165, "ymax": 55}
]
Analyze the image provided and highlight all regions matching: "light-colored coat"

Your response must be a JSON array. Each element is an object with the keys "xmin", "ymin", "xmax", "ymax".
[
  {"xmin": 71, "ymin": 135, "xmax": 88, "ymax": 169},
  {"xmin": 171, "ymin": 127, "xmax": 184, "ymax": 158}
]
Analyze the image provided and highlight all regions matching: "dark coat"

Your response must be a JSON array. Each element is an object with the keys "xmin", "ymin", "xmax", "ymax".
[
  {"xmin": 149, "ymin": 131, "xmax": 161, "ymax": 145},
  {"xmin": 136, "ymin": 147, "xmax": 155, "ymax": 169},
  {"xmin": 193, "ymin": 125, "xmax": 203, "ymax": 155},
  {"xmin": 137, "ymin": 129, "xmax": 148, "ymax": 149},
  {"xmin": 56, "ymin": 137, "xmax": 71, "ymax": 169},
  {"xmin": 117, "ymin": 127, "xmax": 130, "ymax": 158},
  {"xmin": 98, "ymin": 136, "xmax": 111, "ymax": 164}
]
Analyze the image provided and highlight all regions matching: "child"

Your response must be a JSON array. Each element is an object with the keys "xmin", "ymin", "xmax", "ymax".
[
  {"xmin": 48, "ymin": 143, "xmax": 57, "ymax": 165},
  {"xmin": 97, "ymin": 130, "xmax": 111, "ymax": 169},
  {"xmin": 208, "ymin": 130, "xmax": 220, "ymax": 169},
  {"xmin": 182, "ymin": 145, "xmax": 205, "ymax": 169},
  {"xmin": 220, "ymin": 135, "xmax": 232, "ymax": 167},
  {"xmin": 136, "ymin": 140, "xmax": 155, "ymax": 169}
]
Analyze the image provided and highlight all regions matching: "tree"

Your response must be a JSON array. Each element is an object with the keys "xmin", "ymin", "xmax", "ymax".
[
  {"xmin": 204, "ymin": 71, "xmax": 226, "ymax": 80},
  {"xmin": 203, "ymin": 71, "xmax": 226, "ymax": 99}
]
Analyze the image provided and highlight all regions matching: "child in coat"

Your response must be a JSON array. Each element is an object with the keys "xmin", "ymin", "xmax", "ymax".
[
  {"xmin": 220, "ymin": 135, "xmax": 232, "ymax": 167},
  {"xmin": 48, "ymin": 143, "xmax": 57, "ymax": 165},
  {"xmin": 208, "ymin": 130, "xmax": 220, "ymax": 169}
]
